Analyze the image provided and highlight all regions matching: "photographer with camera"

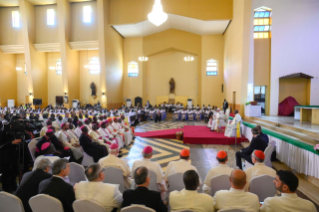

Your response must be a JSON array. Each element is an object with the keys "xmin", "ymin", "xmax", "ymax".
[{"xmin": 0, "ymin": 121, "xmax": 22, "ymax": 192}]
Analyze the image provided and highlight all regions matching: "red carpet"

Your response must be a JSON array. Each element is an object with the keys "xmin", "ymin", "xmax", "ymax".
[
  {"xmin": 135, "ymin": 128, "xmax": 181, "ymax": 139},
  {"xmin": 136, "ymin": 126, "xmax": 247, "ymax": 145}
]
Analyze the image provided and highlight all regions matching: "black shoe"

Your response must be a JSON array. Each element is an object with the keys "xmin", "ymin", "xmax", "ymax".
[{"xmin": 117, "ymin": 154, "xmax": 123, "ymax": 158}]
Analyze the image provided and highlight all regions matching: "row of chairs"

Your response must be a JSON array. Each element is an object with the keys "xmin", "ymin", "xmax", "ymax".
[{"xmin": 0, "ymin": 192, "xmax": 256, "ymax": 212}]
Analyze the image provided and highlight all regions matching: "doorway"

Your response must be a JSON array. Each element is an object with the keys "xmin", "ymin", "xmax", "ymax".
[{"xmin": 254, "ymin": 86, "xmax": 266, "ymax": 115}]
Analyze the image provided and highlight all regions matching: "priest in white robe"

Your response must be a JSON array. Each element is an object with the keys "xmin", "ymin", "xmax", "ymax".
[
  {"xmin": 211, "ymin": 108, "xmax": 221, "ymax": 131},
  {"xmin": 89, "ymin": 124, "xmax": 110, "ymax": 150},
  {"xmin": 58, "ymin": 123, "xmax": 83, "ymax": 160},
  {"xmin": 224, "ymin": 110, "xmax": 242, "ymax": 137},
  {"xmin": 113, "ymin": 118, "xmax": 132, "ymax": 146}
]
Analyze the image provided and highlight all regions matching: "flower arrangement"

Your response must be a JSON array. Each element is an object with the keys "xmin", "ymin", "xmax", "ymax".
[
  {"xmin": 176, "ymin": 131, "xmax": 183, "ymax": 140},
  {"xmin": 314, "ymin": 144, "xmax": 319, "ymax": 154}
]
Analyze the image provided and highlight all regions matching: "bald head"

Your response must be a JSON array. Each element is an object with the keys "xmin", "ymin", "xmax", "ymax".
[{"xmin": 230, "ymin": 169, "xmax": 246, "ymax": 189}]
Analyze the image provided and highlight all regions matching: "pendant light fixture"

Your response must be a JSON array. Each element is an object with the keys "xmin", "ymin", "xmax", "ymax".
[
  {"xmin": 84, "ymin": 49, "xmax": 90, "ymax": 69},
  {"xmin": 49, "ymin": 51, "xmax": 55, "ymax": 70},
  {"xmin": 184, "ymin": 0, "xmax": 194, "ymax": 62},
  {"xmin": 148, "ymin": 0, "xmax": 168, "ymax": 27},
  {"xmin": 16, "ymin": 52, "xmax": 22, "ymax": 71},
  {"xmin": 139, "ymin": 0, "xmax": 148, "ymax": 62}
]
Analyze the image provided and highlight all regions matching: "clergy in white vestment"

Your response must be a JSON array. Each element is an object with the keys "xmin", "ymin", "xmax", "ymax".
[
  {"xmin": 89, "ymin": 124, "xmax": 110, "ymax": 150},
  {"xmin": 244, "ymin": 150, "xmax": 276, "ymax": 191},
  {"xmin": 260, "ymin": 170, "xmax": 316, "ymax": 212},
  {"xmin": 98, "ymin": 120, "xmax": 120, "ymax": 147},
  {"xmin": 206, "ymin": 109, "xmax": 212, "ymax": 128},
  {"xmin": 170, "ymin": 170, "xmax": 214, "ymax": 212},
  {"xmin": 132, "ymin": 146, "xmax": 167, "ymax": 200},
  {"xmin": 203, "ymin": 151, "xmax": 233, "ymax": 194},
  {"xmin": 75, "ymin": 163, "xmax": 123, "ymax": 212},
  {"xmin": 98, "ymin": 143, "xmax": 132, "ymax": 189},
  {"xmin": 107, "ymin": 118, "xmax": 124, "ymax": 148},
  {"xmin": 120, "ymin": 115, "xmax": 135, "ymax": 137},
  {"xmin": 113, "ymin": 118, "xmax": 132, "ymax": 146},
  {"xmin": 84, "ymin": 118, "xmax": 93, "ymax": 131},
  {"xmin": 53, "ymin": 115, "xmax": 63, "ymax": 131},
  {"xmin": 164, "ymin": 149, "xmax": 202, "ymax": 184},
  {"xmin": 67, "ymin": 124, "xmax": 79, "ymax": 142},
  {"xmin": 211, "ymin": 108, "xmax": 221, "ymax": 131},
  {"xmin": 74, "ymin": 121, "xmax": 83, "ymax": 138},
  {"xmin": 58, "ymin": 123, "xmax": 83, "ymax": 160},
  {"xmin": 213, "ymin": 169, "xmax": 260, "ymax": 212},
  {"xmin": 62, "ymin": 111, "xmax": 70, "ymax": 123},
  {"xmin": 224, "ymin": 110, "xmax": 242, "ymax": 137},
  {"xmin": 40, "ymin": 119, "xmax": 52, "ymax": 137}
]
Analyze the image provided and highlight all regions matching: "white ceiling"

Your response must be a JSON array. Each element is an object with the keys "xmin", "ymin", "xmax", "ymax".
[{"xmin": 113, "ymin": 14, "xmax": 230, "ymax": 38}]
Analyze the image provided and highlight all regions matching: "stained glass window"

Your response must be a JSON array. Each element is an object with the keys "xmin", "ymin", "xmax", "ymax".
[{"xmin": 254, "ymin": 7, "xmax": 272, "ymax": 39}]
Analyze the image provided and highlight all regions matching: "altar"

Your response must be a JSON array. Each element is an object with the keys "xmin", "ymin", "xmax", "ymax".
[
  {"xmin": 156, "ymin": 94, "xmax": 188, "ymax": 106},
  {"xmin": 294, "ymin": 105, "xmax": 319, "ymax": 125}
]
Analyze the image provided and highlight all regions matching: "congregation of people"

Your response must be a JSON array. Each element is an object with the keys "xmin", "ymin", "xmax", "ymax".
[
  {"xmin": 0, "ymin": 103, "xmax": 317, "ymax": 212},
  {"xmin": 9, "ymin": 143, "xmax": 317, "ymax": 212}
]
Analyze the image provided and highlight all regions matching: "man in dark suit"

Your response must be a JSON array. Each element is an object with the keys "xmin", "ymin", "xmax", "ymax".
[
  {"xmin": 38, "ymin": 159, "xmax": 75, "ymax": 212},
  {"xmin": 235, "ymin": 127, "xmax": 268, "ymax": 169},
  {"xmin": 122, "ymin": 166, "xmax": 167, "ymax": 212},
  {"xmin": 255, "ymin": 125, "xmax": 269, "ymax": 144},
  {"xmin": 79, "ymin": 126, "xmax": 107, "ymax": 162},
  {"xmin": 223, "ymin": 99, "xmax": 229, "ymax": 114},
  {"xmin": 15, "ymin": 158, "xmax": 52, "ymax": 212}
]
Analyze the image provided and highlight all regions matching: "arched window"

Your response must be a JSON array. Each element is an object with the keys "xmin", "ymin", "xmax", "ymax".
[
  {"xmin": 254, "ymin": 7, "xmax": 272, "ymax": 39},
  {"xmin": 56, "ymin": 59, "xmax": 62, "ymax": 75},
  {"xmin": 206, "ymin": 59, "xmax": 218, "ymax": 76},
  {"xmin": 128, "ymin": 61, "xmax": 138, "ymax": 77},
  {"xmin": 88, "ymin": 57, "xmax": 100, "ymax": 75}
]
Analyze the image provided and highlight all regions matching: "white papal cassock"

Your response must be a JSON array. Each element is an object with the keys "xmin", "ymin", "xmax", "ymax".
[{"xmin": 224, "ymin": 113, "xmax": 242, "ymax": 137}]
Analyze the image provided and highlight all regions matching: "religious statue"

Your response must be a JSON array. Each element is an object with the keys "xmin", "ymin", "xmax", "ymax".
[
  {"xmin": 90, "ymin": 82, "xmax": 97, "ymax": 99},
  {"xmin": 169, "ymin": 78, "xmax": 175, "ymax": 93}
]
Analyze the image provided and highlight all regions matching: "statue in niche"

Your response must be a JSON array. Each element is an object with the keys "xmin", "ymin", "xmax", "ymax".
[
  {"xmin": 169, "ymin": 78, "xmax": 175, "ymax": 94},
  {"xmin": 90, "ymin": 82, "xmax": 97, "ymax": 99}
]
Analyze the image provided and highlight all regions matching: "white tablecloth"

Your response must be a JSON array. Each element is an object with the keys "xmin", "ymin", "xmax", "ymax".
[{"xmin": 245, "ymin": 105, "xmax": 261, "ymax": 117}]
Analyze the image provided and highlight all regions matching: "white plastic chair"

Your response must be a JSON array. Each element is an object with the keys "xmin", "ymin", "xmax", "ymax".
[
  {"xmin": 148, "ymin": 170, "xmax": 159, "ymax": 192},
  {"xmin": 103, "ymin": 166, "xmax": 126, "ymax": 193},
  {"xmin": 250, "ymin": 174, "xmax": 276, "ymax": 202},
  {"xmin": 210, "ymin": 174, "xmax": 231, "ymax": 196},
  {"xmin": 28, "ymin": 138, "xmax": 39, "ymax": 162},
  {"xmin": 168, "ymin": 173, "xmax": 184, "ymax": 192},
  {"xmin": 0, "ymin": 191, "xmax": 25, "ymax": 212},
  {"xmin": 218, "ymin": 209, "xmax": 248, "ymax": 212},
  {"xmin": 69, "ymin": 162, "xmax": 87, "ymax": 186},
  {"xmin": 81, "ymin": 148, "xmax": 94, "ymax": 167},
  {"xmin": 121, "ymin": 205, "xmax": 156, "ymax": 212},
  {"xmin": 73, "ymin": 199, "xmax": 106, "ymax": 212},
  {"xmin": 29, "ymin": 194, "xmax": 64, "ymax": 212},
  {"xmin": 264, "ymin": 141, "xmax": 275, "ymax": 168}
]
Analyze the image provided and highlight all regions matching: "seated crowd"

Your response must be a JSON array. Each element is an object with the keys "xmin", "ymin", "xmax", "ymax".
[
  {"xmin": 9, "ymin": 144, "xmax": 317, "ymax": 212},
  {"xmin": 0, "ymin": 106, "xmax": 317, "ymax": 212}
]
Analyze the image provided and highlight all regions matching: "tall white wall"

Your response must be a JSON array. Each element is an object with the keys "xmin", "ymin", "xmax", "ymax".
[{"xmin": 251, "ymin": 0, "xmax": 319, "ymax": 115}]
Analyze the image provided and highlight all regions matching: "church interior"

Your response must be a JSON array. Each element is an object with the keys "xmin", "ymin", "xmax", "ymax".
[{"xmin": 0, "ymin": 0, "xmax": 319, "ymax": 211}]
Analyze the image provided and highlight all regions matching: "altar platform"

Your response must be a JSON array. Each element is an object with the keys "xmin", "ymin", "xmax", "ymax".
[
  {"xmin": 135, "ymin": 125, "xmax": 247, "ymax": 145},
  {"xmin": 245, "ymin": 116, "xmax": 319, "ymax": 145}
]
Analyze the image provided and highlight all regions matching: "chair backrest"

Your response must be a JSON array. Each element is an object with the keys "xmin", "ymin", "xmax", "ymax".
[
  {"xmin": 0, "ymin": 192, "xmax": 25, "ymax": 212},
  {"xmin": 103, "ymin": 166, "xmax": 125, "ymax": 193},
  {"xmin": 73, "ymin": 199, "xmax": 106, "ymax": 212},
  {"xmin": 218, "ymin": 209, "xmax": 248, "ymax": 212},
  {"xmin": 250, "ymin": 174, "xmax": 276, "ymax": 202},
  {"xmin": 28, "ymin": 138, "xmax": 39, "ymax": 161},
  {"xmin": 81, "ymin": 147, "xmax": 95, "ymax": 167},
  {"xmin": 29, "ymin": 194, "xmax": 64, "ymax": 212},
  {"xmin": 147, "ymin": 169, "xmax": 159, "ymax": 191},
  {"xmin": 264, "ymin": 141, "xmax": 275, "ymax": 167},
  {"xmin": 121, "ymin": 205, "xmax": 156, "ymax": 212},
  {"xmin": 168, "ymin": 172, "xmax": 184, "ymax": 192},
  {"xmin": 69, "ymin": 162, "xmax": 87, "ymax": 186},
  {"xmin": 210, "ymin": 174, "xmax": 231, "ymax": 196}
]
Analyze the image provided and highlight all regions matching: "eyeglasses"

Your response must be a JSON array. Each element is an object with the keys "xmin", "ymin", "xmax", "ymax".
[{"xmin": 100, "ymin": 168, "xmax": 105, "ymax": 173}]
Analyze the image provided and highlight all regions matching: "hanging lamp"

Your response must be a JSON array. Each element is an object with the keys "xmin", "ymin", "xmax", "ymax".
[{"xmin": 148, "ymin": 0, "xmax": 168, "ymax": 26}]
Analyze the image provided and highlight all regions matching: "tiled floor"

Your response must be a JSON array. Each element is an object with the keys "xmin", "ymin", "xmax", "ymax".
[{"xmin": 257, "ymin": 116, "xmax": 319, "ymax": 135}]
